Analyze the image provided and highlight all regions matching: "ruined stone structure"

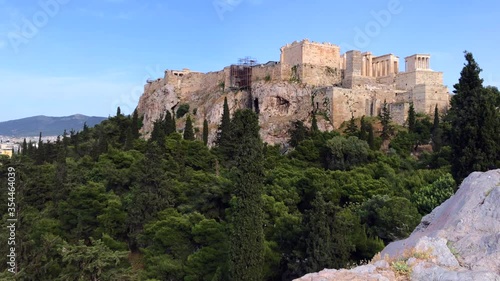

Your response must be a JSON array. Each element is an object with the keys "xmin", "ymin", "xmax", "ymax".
[{"xmin": 137, "ymin": 39, "xmax": 450, "ymax": 144}]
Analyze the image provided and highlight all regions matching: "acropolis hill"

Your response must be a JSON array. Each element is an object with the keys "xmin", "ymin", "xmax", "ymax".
[{"xmin": 137, "ymin": 39, "xmax": 450, "ymax": 144}]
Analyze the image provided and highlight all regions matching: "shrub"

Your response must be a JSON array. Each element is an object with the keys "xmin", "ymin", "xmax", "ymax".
[{"xmin": 176, "ymin": 104, "xmax": 190, "ymax": 118}]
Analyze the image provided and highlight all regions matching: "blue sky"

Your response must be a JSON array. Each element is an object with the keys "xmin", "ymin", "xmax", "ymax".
[{"xmin": 0, "ymin": 0, "xmax": 499, "ymax": 122}]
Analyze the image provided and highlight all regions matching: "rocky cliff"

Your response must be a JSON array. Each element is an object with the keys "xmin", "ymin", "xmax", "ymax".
[
  {"xmin": 294, "ymin": 169, "xmax": 500, "ymax": 281},
  {"xmin": 136, "ymin": 80, "xmax": 333, "ymax": 145}
]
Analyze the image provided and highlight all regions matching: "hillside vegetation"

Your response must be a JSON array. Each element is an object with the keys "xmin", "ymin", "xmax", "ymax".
[{"xmin": 0, "ymin": 52, "xmax": 498, "ymax": 280}]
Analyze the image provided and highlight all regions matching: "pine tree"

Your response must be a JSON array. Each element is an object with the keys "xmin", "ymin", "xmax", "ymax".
[
  {"xmin": 203, "ymin": 118, "xmax": 209, "ymax": 146},
  {"xmin": 227, "ymin": 109, "xmax": 265, "ymax": 281},
  {"xmin": 116, "ymin": 106, "xmax": 121, "ymax": 116},
  {"xmin": 379, "ymin": 100, "xmax": 393, "ymax": 141},
  {"xmin": 407, "ymin": 102, "xmax": 416, "ymax": 133},
  {"xmin": 449, "ymin": 51, "xmax": 500, "ymax": 182},
  {"xmin": 183, "ymin": 115, "xmax": 195, "ymax": 140}
]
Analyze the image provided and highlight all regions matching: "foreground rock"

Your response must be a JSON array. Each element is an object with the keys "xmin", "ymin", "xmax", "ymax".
[{"xmin": 294, "ymin": 169, "xmax": 500, "ymax": 281}]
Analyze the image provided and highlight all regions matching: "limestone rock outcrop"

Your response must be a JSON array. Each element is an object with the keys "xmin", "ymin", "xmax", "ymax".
[
  {"xmin": 294, "ymin": 169, "xmax": 500, "ymax": 281},
  {"xmin": 136, "ymin": 80, "xmax": 332, "ymax": 145}
]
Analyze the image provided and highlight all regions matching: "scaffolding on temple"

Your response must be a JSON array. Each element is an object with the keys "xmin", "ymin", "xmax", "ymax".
[{"xmin": 229, "ymin": 57, "xmax": 257, "ymax": 90}]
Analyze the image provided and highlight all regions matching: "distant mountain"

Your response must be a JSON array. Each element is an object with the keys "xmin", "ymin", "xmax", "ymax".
[{"xmin": 0, "ymin": 114, "xmax": 107, "ymax": 137}]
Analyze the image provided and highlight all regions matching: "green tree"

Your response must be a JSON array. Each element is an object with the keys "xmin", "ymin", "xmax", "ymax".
[
  {"xmin": 407, "ymin": 102, "xmax": 416, "ymax": 133},
  {"xmin": 311, "ymin": 112, "xmax": 318, "ymax": 132},
  {"xmin": 203, "ymin": 118, "xmax": 209, "ymax": 146},
  {"xmin": 22, "ymin": 138, "xmax": 28, "ymax": 155},
  {"xmin": 431, "ymin": 105, "xmax": 443, "ymax": 152},
  {"xmin": 36, "ymin": 132, "xmax": 44, "ymax": 164},
  {"xmin": 379, "ymin": 100, "xmax": 393, "ymax": 141},
  {"xmin": 360, "ymin": 195, "xmax": 420, "ymax": 244},
  {"xmin": 325, "ymin": 136, "xmax": 370, "ymax": 171},
  {"xmin": 305, "ymin": 192, "xmax": 353, "ymax": 272},
  {"xmin": 448, "ymin": 52, "xmax": 500, "ymax": 182},
  {"xmin": 358, "ymin": 116, "xmax": 368, "ymax": 141},
  {"xmin": 177, "ymin": 104, "xmax": 190, "ymax": 118},
  {"xmin": 150, "ymin": 114, "xmax": 166, "ymax": 144},
  {"xmin": 165, "ymin": 110, "xmax": 176, "ymax": 135},
  {"xmin": 59, "ymin": 238, "xmax": 129, "ymax": 281},
  {"xmin": 288, "ymin": 120, "xmax": 309, "ymax": 147},
  {"xmin": 126, "ymin": 143, "xmax": 174, "ymax": 250},
  {"xmin": 227, "ymin": 109, "xmax": 265, "ymax": 281},
  {"xmin": 216, "ymin": 97, "xmax": 231, "ymax": 148},
  {"xmin": 183, "ymin": 115, "xmax": 195, "ymax": 140},
  {"xmin": 367, "ymin": 123, "xmax": 376, "ymax": 150},
  {"xmin": 413, "ymin": 174, "xmax": 455, "ymax": 215},
  {"xmin": 131, "ymin": 108, "xmax": 140, "ymax": 139},
  {"xmin": 345, "ymin": 114, "xmax": 358, "ymax": 137}
]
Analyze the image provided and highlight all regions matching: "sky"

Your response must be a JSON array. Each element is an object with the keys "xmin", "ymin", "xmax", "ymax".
[{"xmin": 0, "ymin": 0, "xmax": 499, "ymax": 122}]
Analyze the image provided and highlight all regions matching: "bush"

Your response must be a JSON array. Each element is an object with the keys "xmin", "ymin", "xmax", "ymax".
[
  {"xmin": 359, "ymin": 195, "xmax": 421, "ymax": 244},
  {"xmin": 413, "ymin": 173, "xmax": 455, "ymax": 215},
  {"xmin": 326, "ymin": 136, "xmax": 370, "ymax": 171},
  {"xmin": 176, "ymin": 104, "xmax": 190, "ymax": 118}
]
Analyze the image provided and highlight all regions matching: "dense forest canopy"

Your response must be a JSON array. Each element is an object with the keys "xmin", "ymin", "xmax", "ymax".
[{"xmin": 0, "ymin": 52, "xmax": 498, "ymax": 280}]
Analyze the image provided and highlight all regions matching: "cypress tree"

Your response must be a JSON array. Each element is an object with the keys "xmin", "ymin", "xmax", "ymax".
[
  {"xmin": 368, "ymin": 124, "xmax": 375, "ymax": 150},
  {"xmin": 288, "ymin": 120, "xmax": 308, "ymax": 147},
  {"xmin": 150, "ymin": 114, "xmax": 166, "ymax": 144},
  {"xmin": 227, "ymin": 109, "xmax": 265, "ymax": 281},
  {"xmin": 27, "ymin": 140, "xmax": 34, "ymax": 158},
  {"xmin": 379, "ymin": 100, "xmax": 393, "ymax": 141},
  {"xmin": 165, "ymin": 110, "xmax": 175, "ymax": 135},
  {"xmin": 345, "ymin": 114, "xmax": 358, "ymax": 136},
  {"xmin": 124, "ymin": 128, "xmax": 134, "ymax": 150},
  {"xmin": 62, "ymin": 129, "xmax": 69, "ymax": 148},
  {"xmin": 431, "ymin": 105, "xmax": 443, "ymax": 152},
  {"xmin": 358, "ymin": 116, "xmax": 368, "ymax": 141},
  {"xmin": 36, "ymin": 132, "xmax": 44, "ymax": 164},
  {"xmin": 202, "ymin": 118, "xmax": 209, "ymax": 146},
  {"xmin": 433, "ymin": 104, "xmax": 439, "ymax": 131},
  {"xmin": 171, "ymin": 110, "xmax": 177, "ymax": 134},
  {"xmin": 183, "ymin": 115, "xmax": 195, "ymax": 140},
  {"xmin": 306, "ymin": 192, "xmax": 352, "ymax": 272},
  {"xmin": 449, "ymin": 51, "xmax": 500, "ymax": 182},
  {"xmin": 311, "ymin": 112, "xmax": 319, "ymax": 132},
  {"xmin": 116, "ymin": 106, "xmax": 121, "ymax": 116},
  {"xmin": 22, "ymin": 138, "xmax": 27, "ymax": 155},
  {"xmin": 408, "ymin": 102, "xmax": 416, "ymax": 133},
  {"xmin": 131, "ymin": 109, "xmax": 140, "ymax": 139},
  {"xmin": 216, "ymin": 97, "xmax": 231, "ymax": 147}
]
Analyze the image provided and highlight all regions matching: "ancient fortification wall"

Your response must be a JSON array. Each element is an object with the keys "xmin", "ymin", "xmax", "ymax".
[
  {"xmin": 251, "ymin": 63, "xmax": 282, "ymax": 82},
  {"xmin": 142, "ymin": 38, "xmax": 450, "ymax": 132}
]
